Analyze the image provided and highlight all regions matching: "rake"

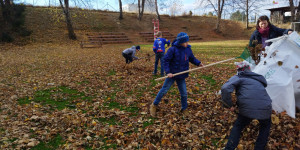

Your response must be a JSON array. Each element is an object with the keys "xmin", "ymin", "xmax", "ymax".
[{"xmin": 155, "ymin": 48, "xmax": 253, "ymax": 81}]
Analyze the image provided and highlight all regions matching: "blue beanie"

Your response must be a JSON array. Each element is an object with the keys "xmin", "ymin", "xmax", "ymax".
[
  {"xmin": 176, "ymin": 32, "xmax": 189, "ymax": 44},
  {"xmin": 136, "ymin": 45, "xmax": 140, "ymax": 50}
]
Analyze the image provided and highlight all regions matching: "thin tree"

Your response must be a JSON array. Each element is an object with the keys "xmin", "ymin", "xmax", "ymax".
[
  {"xmin": 138, "ymin": 0, "xmax": 145, "ymax": 20},
  {"xmin": 195, "ymin": 0, "xmax": 225, "ymax": 32},
  {"xmin": 216, "ymin": 0, "xmax": 225, "ymax": 32},
  {"xmin": 168, "ymin": 0, "xmax": 183, "ymax": 17},
  {"xmin": 231, "ymin": 0, "xmax": 263, "ymax": 29},
  {"xmin": 297, "ymin": 1, "xmax": 300, "ymax": 21},
  {"xmin": 155, "ymin": 0, "xmax": 161, "ymax": 20},
  {"xmin": 1, "ymin": 0, "xmax": 13, "ymax": 23},
  {"xmin": 246, "ymin": 0, "xmax": 248, "ymax": 28},
  {"xmin": 118, "ymin": 0, "xmax": 123, "ymax": 20},
  {"xmin": 289, "ymin": 0, "xmax": 295, "ymax": 21},
  {"xmin": 59, "ymin": 0, "xmax": 76, "ymax": 40}
]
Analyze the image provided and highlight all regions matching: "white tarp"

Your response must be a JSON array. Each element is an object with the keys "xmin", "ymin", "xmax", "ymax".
[{"xmin": 252, "ymin": 32, "xmax": 300, "ymax": 118}]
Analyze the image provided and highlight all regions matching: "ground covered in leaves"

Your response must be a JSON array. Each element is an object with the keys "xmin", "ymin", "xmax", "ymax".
[{"xmin": 0, "ymin": 41, "xmax": 299, "ymax": 149}]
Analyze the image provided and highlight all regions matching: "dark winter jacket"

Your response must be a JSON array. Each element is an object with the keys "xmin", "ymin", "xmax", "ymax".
[
  {"xmin": 163, "ymin": 39, "xmax": 201, "ymax": 79},
  {"xmin": 221, "ymin": 71, "xmax": 272, "ymax": 120},
  {"xmin": 153, "ymin": 38, "xmax": 170, "ymax": 53},
  {"xmin": 249, "ymin": 25, "xmax": 292, "ymax": 47}
]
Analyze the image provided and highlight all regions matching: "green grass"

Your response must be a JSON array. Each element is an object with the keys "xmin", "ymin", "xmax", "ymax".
[
  {"xmin": 211, "ymin": 138, "xmax": 225, "ymax": 148},
  {"xmin": 143, "ymin": 118, "xmax": 155, "ymax": 128},
  {"xmin": 200, "ymin": 75, "xmax": 216, "ymax": 86},
  {"xmin": 0, "ymin": 128, "xmax": 5, "ymax": 132},
  {"xmin": 190, "ymin": 40, "xmax": 248, "ymax": 57},
  {"xmin": 97, "ymin": 116, "xmax": 122, "ymax": 125},
  {"xmin": 77, "ymin": 80, "xmax": 90, "ymax": 85},
  {"xmin": 103, "ymin": 101, "xmax": 139, "ymax": 115},
  {"xmin": 17, "ymin": 86, "xmax": 93, "ymax": 110},
  {"xmin": 106, "ymin": 80, "xmax": 123, "ymax": 100},
  {"xmin": 31, "ymin": 135, "xmax": 64, "ymax": 150},
  {"xmin": 124, "ymin": 128, "xmax": 138, "ymax": 135},
  {"xmin": 108, "ymin": 69, "xmax": 116, "ymax": 76}
]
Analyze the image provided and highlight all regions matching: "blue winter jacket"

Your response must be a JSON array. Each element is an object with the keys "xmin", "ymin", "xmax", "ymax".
[
  {"xmin": 163, "ymin": 39, "xmax": 201, "ymax": 79},
  {"xmin": 153, "ymin": 38, "xmax": 170, "ymax": 53},
  {"xmin": 249, "ymin": 25, "xmax": 292, "ymax": 47},
  {"xmin": 221, "ymin": 71, "xmax": 272, "ymax": 120}
]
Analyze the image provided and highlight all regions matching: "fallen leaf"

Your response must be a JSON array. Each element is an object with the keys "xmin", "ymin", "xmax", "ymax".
[{"xmin": 271, "ymin": 114, "xmax": 280, "ymax": 125}]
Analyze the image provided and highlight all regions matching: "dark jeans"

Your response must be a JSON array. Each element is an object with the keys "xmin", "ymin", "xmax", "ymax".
[
  {"xmin": 225, "ymin": 114, "xmax": 271, "ymax": 150},
  {"xmin": 153, "ymin": 52, "xmax": 164, "ymax": 76},
  {"xmin": 122, "ymin": 53, "xmax": 133, "ymax": 64},
  {"xmin": 153, "ymin": 77, "xmax": 188, "ymax": 110}
]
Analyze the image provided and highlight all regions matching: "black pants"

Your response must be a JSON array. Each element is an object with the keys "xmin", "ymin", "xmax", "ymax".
[
  {"xmin": 225, "ymin": 114, "xmax": 271, "ymax": 150},
  {"xmin": 122, "ymin": 53, "xmax": 133, "ymax": 64}
]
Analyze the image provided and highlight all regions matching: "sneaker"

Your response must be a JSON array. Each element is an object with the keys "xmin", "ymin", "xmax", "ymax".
[{"xmin": 150, "ymin": 104, "xmax": 157, "ymax": 117}]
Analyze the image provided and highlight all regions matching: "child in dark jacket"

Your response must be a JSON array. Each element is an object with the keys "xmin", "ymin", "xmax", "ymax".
[
  {"xmin": 153, "ymin": 31, "xmax": 170, "ymax": 76},
  {"xmin": 221, "ymin": 61, "xmax": 272, "ymax": 150},
  {"xmin": 150, "ymin": 32, "xmax": 203, "ymax": 117}
]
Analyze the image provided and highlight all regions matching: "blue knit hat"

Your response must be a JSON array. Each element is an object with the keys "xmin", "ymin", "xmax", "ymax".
[
  {"xmin": 176, "ymin": 32, "xmax": 189, "ymax": 44},
  {"xmin": 135, "ymin": 45, "xmax": 140, "ymax": 50}
]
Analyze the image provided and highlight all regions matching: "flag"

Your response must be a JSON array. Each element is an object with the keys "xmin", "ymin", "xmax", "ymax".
[
  {"xmin": 273, "ymin": 1, "xmax": 278, "ymax": 4},
  {"xmin": 236, "ymin": 47, "xmax": 255, "ymax": 65}
]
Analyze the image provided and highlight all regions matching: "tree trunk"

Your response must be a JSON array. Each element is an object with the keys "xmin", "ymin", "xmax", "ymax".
[
  {"xmin": 155, "ymin": 0, "xmax": 161, "ymax": 20},
  {"xmin": 246, "ymin": 0, "xmax": 248, "ymax": 29},
  {"xmin": 59, "ymin": 0, "xmax": 76, "ymax": 40},
  {"xmin": 138, "ymin": 0, "xmax": 141, "ymax": 20},
  {"xmin": 138, "ymin": 0, "xmax": 145, "ymax": 21},
  {"xmin": 289, "ymin": 0, "xmax": 295, "ymax": 22},
  {"xmin": 118, "ymin": 0, "xmax": 123, "ymax": 20},
  {"xmin": 141, "ymin": 0, "xmax": 145, "ymax": 17},
  {"xmin": 216, "ymin": 0, "xmax": 224, "ymax": 32},
  {"xmin": 297, "ymin": 1, "xmax": 300, "ymax": 21},
  {"xmin": 1, "ymin": 0, "xmax": 13, "ymax": 23}
]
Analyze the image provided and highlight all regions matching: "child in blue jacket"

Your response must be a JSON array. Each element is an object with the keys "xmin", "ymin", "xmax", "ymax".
[
  {"xmin": 150, "ymin": 32, "xmax": 203, "ymax": 117},
  {"xmin": 221, "ymin": 61, "xmax": 272, "ymax": 150},
  {"xmin": 153, "ymin": 31, "xmax": 170, "ymax": 76}
]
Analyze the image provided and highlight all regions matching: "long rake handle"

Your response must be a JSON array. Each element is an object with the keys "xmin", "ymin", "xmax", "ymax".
[
  {"xmin": 155, "ymin": 57, "xmax": 236, "ymax": 81},
  {"xmin": 138, "ymin": 54, "xmax": 155, "ymax": 60}
]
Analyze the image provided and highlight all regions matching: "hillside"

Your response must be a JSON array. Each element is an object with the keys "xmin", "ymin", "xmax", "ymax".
[{"xmin": 22, "ymin": 6, "xmax": 250, "ymax": 44}]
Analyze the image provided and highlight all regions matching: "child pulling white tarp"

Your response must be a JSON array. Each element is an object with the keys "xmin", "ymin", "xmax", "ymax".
[{"xmin": 252, "ymin": 32, "xmax": 300, "ymax": 118}]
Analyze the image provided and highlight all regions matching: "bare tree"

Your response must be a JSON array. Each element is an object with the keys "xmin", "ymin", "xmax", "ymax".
[
  {"xmin": 155, "ymin": 0, "xmax": 161, "ymax": 20},
  {"xmin": 196, "ymin": 0, "xmax": 225, "ymax": 32},
  {"xmin": 168, "ymin": 0, "xmax": 183, "ymax": 17},
  {"xmin": 216, "ymin": 0, "xmax": 225, "ymax": 32},
  {"xmin": 195, "ymin": 0, "xmax": 226, "ymax": 32},
  {"xmin": 59, "ymin": 0, "xmax": 76, "ymax": 40},
  {"xmin": 231, "ymin": 0, "xmax": 263, "ymax": 29},
  {"xmin": 297, "ymin": 1, "xmax": 300, "ymax": 21},
  {"xmin": 118, "ymin": 0, "xmax": 123, "ymax": 20},
  {"xmin": 138, "ymin": 0, "xmax": 145, "ymax": 20},
  {"xmin": 284, "ymin": 0, "xmax": 300, "ymax": 21},
  {"xmin": 289, "ymin": 0, "xmax": 295, "ymax": 21},
  {"xmin": 0, "ymin": 0, "xmax": 13, "ymax": 23}
]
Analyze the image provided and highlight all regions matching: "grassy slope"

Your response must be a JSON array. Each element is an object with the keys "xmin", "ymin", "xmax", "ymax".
[{"xmin": 22, "ymin": 6, "xmax": 250, "ymax": 44}]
